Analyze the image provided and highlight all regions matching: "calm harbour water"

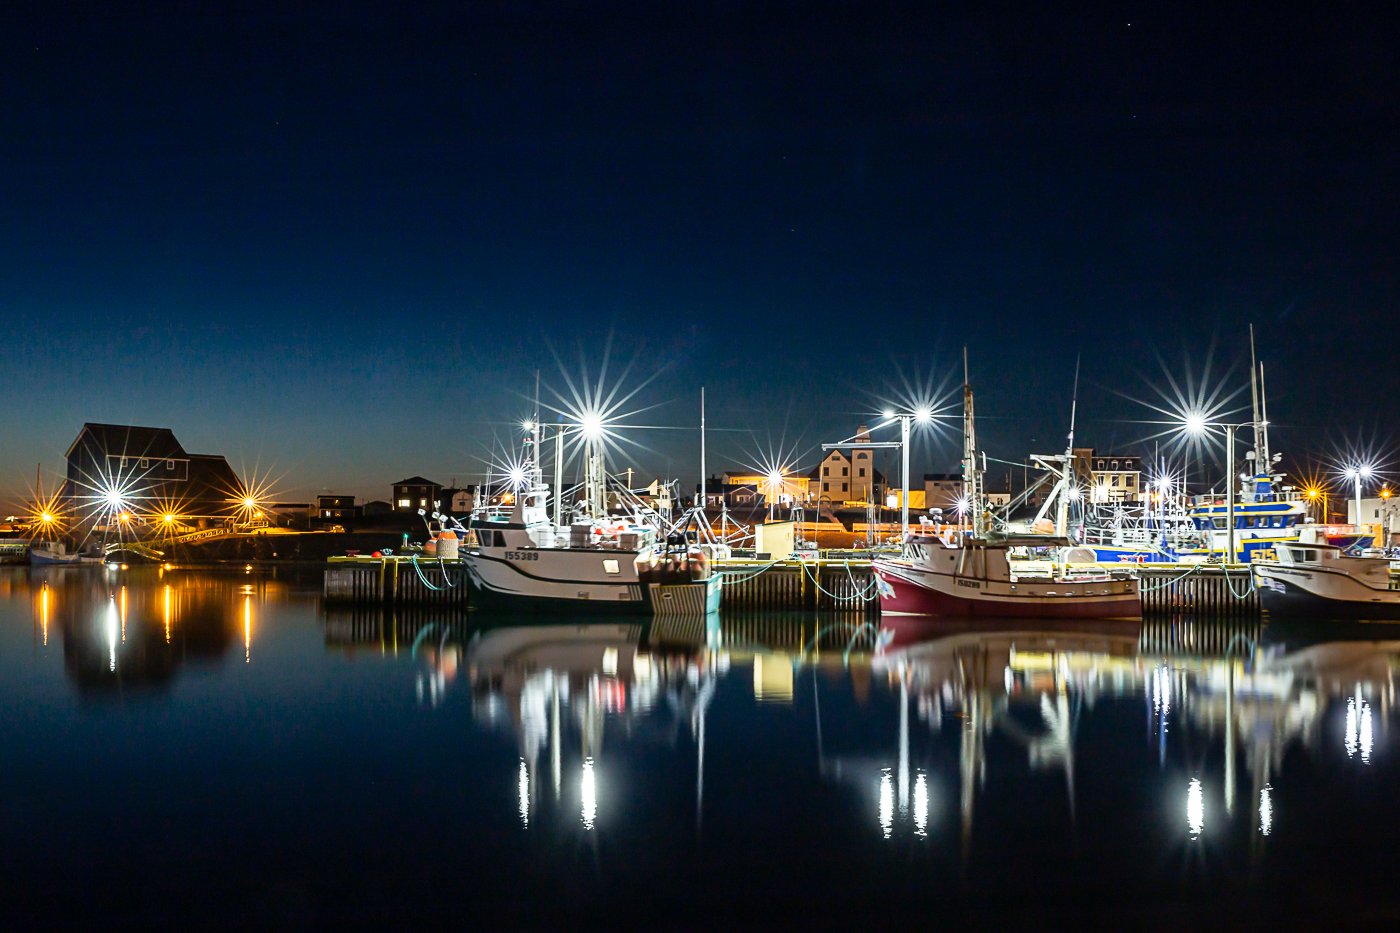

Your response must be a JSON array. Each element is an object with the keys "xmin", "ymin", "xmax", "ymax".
[{"xmin": 2, "ymin": 566, "xmax": 1398, "ymax": 928}]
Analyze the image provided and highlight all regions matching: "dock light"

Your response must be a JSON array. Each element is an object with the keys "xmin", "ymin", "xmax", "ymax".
[
  {"xmin": 521, "ymin": 419, "xmax": 536, "ymax": 433},
  {"xmin": 40, "ymin": 511, "xmax": 54, "ymax": 524},
  {"xmin": 163, "ymin": 513, "xmax": 174, "ymax": 524},
  {"xmin": 1382, "ymin": 487, "xmax": 1393, "ymax": 501},
  {"xmin": 1183, "ymin": 412, "xmax": 1207, "ymax": 435},
  {"xmin": 882, "ymin": 407, "xmax": 897, "ymax": 419},
  {"xmin": 579, "ymin": 411, "xmax": 604, "ymax": 440},
  {"xmin": 507, "ymin": 465, "xmax": 527, "ymax": 489},
  {"xmin": 914, "ymin": 406, "xmax": 933, "ymax": 425},
  {"xmin": 242, "ymin": 496, "xmax": 257, "ymax": 510},
  {"xmin": 104, "ymin": 490, "xmax": 124, "ymax": 510},
  {"xmin": 119, "ymin": 512, "xmax": 131, "ymax": 523}
]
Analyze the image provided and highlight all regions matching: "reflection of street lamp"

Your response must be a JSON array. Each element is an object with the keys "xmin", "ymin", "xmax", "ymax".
[
  {"xmin": 1183, "ymin": 417, "xmax": 1256, "ymax": 563},
  {"xmin": 1343, "ymin": 465, "xmax": 1374, "ymax": 531}
]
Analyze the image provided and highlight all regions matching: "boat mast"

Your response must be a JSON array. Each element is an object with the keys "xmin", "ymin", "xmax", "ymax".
[
  {"xmin": 1056, "ymin": 356, "xmax": 1080, "ymax": 538},
  {"xmin": 1249, "ymin": 324, "xmax": 1271, "ymax": 488},
  {"xmin": 699, "ymin": 386, "xmax": 706, "ymax": 518},
  {"xmin": 961, "ymin": 348, "xmax": 986, "ymax": 537},
  {"xmin": 532, "ymin": 369, "xmax": 542, "ymax": 485}
]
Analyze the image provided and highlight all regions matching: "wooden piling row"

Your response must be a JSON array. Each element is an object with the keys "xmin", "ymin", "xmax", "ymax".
[
  {"xmin": 1137, "ymin": 566, "xmax": 1259, "ymax": 620},
  {"xmin": 715, "ymin": 559, "xmax": 879, "ymax": 616},
  {"xmin": 323, "ymin": 556, "xmax": 468, "ymax": 606}
]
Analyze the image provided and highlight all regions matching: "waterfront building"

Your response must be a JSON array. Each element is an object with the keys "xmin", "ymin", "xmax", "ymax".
[
  {"xmin": 391, "ymin": 476, "xmax": 442, "ymax": 512},
  {"xmin": 60, "ymin": 422, "xmax": 242, "ymax": 525},
  {"xmin": 814, "ymin": 424, "xmax": 885, "ymax": 506},
  {"xmin": 1078, "ymin": 449, "xmax": 1143, "ymax": 503},
  {"xmin": 314, "ymin": 495, "xmax": 361, "ymax": 528}
]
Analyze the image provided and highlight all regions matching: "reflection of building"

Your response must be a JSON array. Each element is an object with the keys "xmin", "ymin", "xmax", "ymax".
[
  {"xmin": 61, "ymin": 423, "xmax": 242, "ymax": 523},
  {"xmin": 33, "ymin": 571, "xmax": 254, "ymax": 698}
]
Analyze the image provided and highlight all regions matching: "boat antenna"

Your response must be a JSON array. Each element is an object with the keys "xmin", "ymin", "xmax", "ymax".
[
  {"xmin": 1259, "ymin": 361, "xmax": 1271, "ymax": 468},
  {"xmin": 532, "ymin": 369, "xmax": 542, "ymax": 484},
  {"xmin": 1248, "ymin": 324, "xmax": 1266, "ymax": 470}
]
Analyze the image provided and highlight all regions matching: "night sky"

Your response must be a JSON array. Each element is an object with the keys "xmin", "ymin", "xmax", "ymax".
[{"xmin": 3, "ymin": 2, "xmax": 1397, "ymax": 504}]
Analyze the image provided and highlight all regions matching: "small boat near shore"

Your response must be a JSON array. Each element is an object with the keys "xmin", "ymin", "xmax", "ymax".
[
  {"xmin": 29, "ymin": 542, "xmax": 103, "ymax": 566},
  {"xmin": 1253, "ymin": 542, "xmax": 1400, "ymax": 620}
]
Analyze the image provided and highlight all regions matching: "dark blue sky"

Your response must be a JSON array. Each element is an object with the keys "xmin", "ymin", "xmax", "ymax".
[{"xmin": 3, "ymin": 2, "xmax": 1397, "ymax": 503}]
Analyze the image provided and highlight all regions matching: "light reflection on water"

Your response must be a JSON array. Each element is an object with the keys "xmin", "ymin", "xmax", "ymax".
[{"xmin": 3, "ymin": 567, "xmax": 1400, "ymax": 923}]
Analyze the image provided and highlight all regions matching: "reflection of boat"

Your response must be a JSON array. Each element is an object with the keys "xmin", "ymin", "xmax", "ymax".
[
  {"xmin": 1254, "ymin": 542, "xmax": 1400, "ymax": 620},
  {"xmin": 464, "ymin": 485, "xmax": 720, "ymax": 615},
  {"xmin": 874, "ymin": 535, "xmax": 1140, "ymax": 619}
]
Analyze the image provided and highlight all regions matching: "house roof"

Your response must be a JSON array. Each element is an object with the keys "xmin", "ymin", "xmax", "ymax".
[
  {"xmin": 65, "ymin": 423, "xmax": 185, "ymax": 461},
  {"xmin": 392, "ymin": 476, "xmax": 440, "ymax": 487}
]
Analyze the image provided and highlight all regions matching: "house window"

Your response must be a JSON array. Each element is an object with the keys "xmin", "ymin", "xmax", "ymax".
[
  {"xmin": 397, "ymin": 498, "xmax": 411, "ymax": 508},
  {"xmin": 120, "ymin": 457, "xmax": 128, "ymax": 468},
  {"xmin": 1111, "ymin": 460, "xmax": 1119, "ymax": 470},
  {"xmin": 322, "ymin": 510, "xmax": 331, "ymax": 518},
  {"xmin": 859, "ymin": 468, "xmax": 866, "ymax": 477},
  {"xmin": 841, "ymin": 483, "xmax": 848, "ymax": 493},
  {"xmin": 139, "ymin": 458, "xmax": 149, "ymax": 469},
  {"xmin": 823, "ymin": 466, "xmax": 829, "ymax": 476},
  {"xmin": 167, "ymin": 460, "xmax": 175, "ymax": 470},
  {"xmin": 841, "ymin": 466, "xmax": 848, "ymax": 476},
  {"xmin": 419, "ymin": 498, "xmax": 427, "ymax": 508}
]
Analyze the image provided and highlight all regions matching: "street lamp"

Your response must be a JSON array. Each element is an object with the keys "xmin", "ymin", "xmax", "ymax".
[
  {"xmin": 1183, "ymin": 417, "xmax": 1256, "ymax": 564},
  {"xmin": 1343, "ymin": 465, "xmax": 1374, "ymax": 532},
  {"xmin": 878, "ymin": 406, "xmax": 933, "ymax": 540}
]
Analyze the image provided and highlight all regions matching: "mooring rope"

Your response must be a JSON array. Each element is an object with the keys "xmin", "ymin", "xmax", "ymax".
[
  {"xmin": 409, "ymin": 555, "xmax": 445, "ymax": 591},
  {"xmin": 1136, "ymin": 563, "xmax": 1203, "ymax": 593}
]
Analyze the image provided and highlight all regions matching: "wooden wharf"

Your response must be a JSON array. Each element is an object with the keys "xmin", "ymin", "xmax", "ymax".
[{"xmin": 322, "ymin": 553, "xmax": 1266, "ymax": 619}]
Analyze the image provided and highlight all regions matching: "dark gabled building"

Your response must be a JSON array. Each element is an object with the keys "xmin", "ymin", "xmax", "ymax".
[
  {"xmin": 61, "ymin": 423, "xmax": 243, "ymax": 524},
  {"xmin": 391, "ymin": 476, "xmax": 442, "ymax": 512}
]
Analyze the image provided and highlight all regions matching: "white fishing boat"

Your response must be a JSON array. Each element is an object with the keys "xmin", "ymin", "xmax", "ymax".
[
  {"xmin": 463, "ymin": 483, "xmax": 720, "ymax": 615},
  {"xmin": 1253, "ymin": 542, "xmax": 1400, "ymax": 620},
  {"xmin": 29, "ymin": 542, "xmax": 103, "ymax": 566},
  {"xmin": 873, "ymin": 355, "xmax": 1140, "ymax": 620}
]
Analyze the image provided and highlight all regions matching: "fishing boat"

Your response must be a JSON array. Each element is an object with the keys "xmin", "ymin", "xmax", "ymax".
[
  {"xmin": 463, "ymin": 483, "xmax": 720, "ymax": 614},
  {"xmin": 1076, "ymin": 332, "xmax": 1368, "ymax": 564},
  {"xmin": 29, "ymin": 542, "xmax": 103, "ymax": 566},
  {"xmin": 873, "ymin": 357, "xmax": 1140, "ymax": 620},
  {"xmin": 1253, "ymin": 542, "xmax": 1400, "ymax": 619}
]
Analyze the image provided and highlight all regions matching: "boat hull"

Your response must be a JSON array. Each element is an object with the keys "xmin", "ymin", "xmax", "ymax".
[
  {"xmin": 874, "ymin": 560, "xmax": 1141, "ymax": 620},
  {"xmin": 1255, "ymin": 565, "xmax": 1400, "ymax": 620},
  {"xmin": 464, "ymin": 548, "xmax": 721, "ymax": 616}
]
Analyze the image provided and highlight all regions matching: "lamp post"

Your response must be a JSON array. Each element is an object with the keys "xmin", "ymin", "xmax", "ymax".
[
  {"xmin": 1343, "ymin": 465, "xmax": 1373, "ymax": 531},
  {"xmin": 1184, "ymin": 416, "xmax": 1255, "ymax": 564},
  {"xmin": 880, "ymin": 406, "xmax": 933, "ymax": 540}
]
